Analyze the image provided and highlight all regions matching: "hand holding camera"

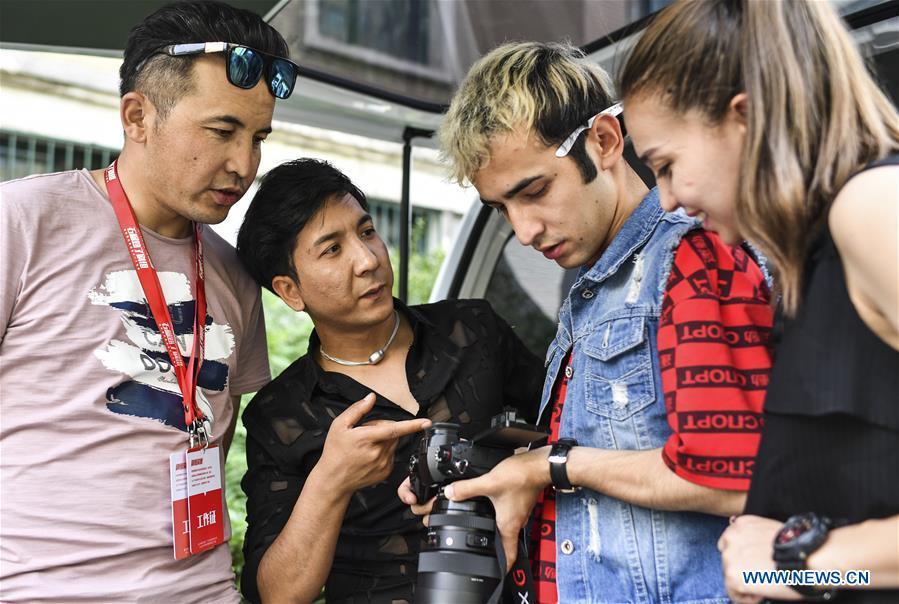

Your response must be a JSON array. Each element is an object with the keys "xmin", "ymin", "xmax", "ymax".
[
  {"xmin": 442, "ymin": 447, "xmax": 553, "ymax": 570},
  {"xmin": 404, "ymin": 409, "xmax": 548, "ymax": 603}
]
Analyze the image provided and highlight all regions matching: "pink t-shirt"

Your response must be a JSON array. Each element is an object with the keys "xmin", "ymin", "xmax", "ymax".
[{"xmin": 0, "ymin": 170, "xmax": 271, "ymax": 602}]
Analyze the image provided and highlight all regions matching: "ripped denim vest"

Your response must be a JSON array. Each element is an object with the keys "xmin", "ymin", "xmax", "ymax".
[{"xmin": 539, "ymin": 189, "xmax": 729, "ymax": 604}]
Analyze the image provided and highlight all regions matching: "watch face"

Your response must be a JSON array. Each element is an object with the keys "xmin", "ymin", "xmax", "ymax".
[
  {"xmin": 773, "ymin": 513, "xmax": 830, "ymax": 562},
  {"xmin": 776, "ymin": 515, "xmax": 814, "ymax": 545}
]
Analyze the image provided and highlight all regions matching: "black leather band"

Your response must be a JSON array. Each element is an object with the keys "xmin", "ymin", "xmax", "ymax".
[{"xmin": 548, "ymin": 438, "xmax": 578, "ymax": 492}]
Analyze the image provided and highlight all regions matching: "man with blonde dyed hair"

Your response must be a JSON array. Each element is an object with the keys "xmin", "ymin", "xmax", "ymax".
[{"xmin": 400, "ymin": 41, "xmax": 775, "ymax": 603}]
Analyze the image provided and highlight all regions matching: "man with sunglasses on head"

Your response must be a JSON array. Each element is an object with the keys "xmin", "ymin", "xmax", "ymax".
[
  {"xmin": 400, "ymin": 42, "xmax": 775, "ymax": 603},
  {"xmin": 0, "ymin": 2, "xmax": 300, "ymax": 602}
]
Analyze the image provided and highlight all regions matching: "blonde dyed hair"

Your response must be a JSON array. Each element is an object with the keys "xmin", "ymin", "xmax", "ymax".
[
  {"xmin": 620, "ymin": 0, "xmax": 899, "ymax": 315},
  {"xmin": 440, "ymin": 41, "xmax": 615, "ymax": 185}
]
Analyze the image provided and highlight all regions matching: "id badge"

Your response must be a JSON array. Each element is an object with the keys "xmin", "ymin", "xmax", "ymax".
[
  {"xmin": 186, "ymin": 445, "xmax": 225, "ymax": 555},
  {"xmin": 169, "ymin": 452, "xmax": 191, "ymax": 560}
]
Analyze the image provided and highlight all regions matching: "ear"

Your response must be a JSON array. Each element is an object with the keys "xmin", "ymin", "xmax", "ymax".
[
  {"xmin": 271, "ymin": 275, "xmax": 305, "ymax": 313},
  {"xmin": 120, "ymin": 91, "xmax": 153, "ymax": 144},
  {"xmin": 587, "ymin": 111, "xmax": 626, "ymax": 171},
  {"xmin": 728, "ymin": 92, "xmax": 748, "ymax": 129}
]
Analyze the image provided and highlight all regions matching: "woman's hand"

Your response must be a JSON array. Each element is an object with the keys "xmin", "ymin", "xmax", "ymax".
[{"xmin": 719, "ymin": 515, "xmax": 803, "ymax": 603}]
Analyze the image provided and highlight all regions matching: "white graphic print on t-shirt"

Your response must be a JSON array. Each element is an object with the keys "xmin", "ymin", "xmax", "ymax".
[{"xmin": 88, "ymin": 269, "xmax": 235, "ymax": 432}]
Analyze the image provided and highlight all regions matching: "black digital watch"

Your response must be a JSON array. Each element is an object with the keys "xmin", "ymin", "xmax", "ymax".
[{"xmin": 773, "ymin": 512, "xmax": 838, "ymax": 601}]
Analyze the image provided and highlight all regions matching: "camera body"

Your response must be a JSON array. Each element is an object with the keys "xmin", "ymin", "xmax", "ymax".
[
  {"xmin": 408, "ymin": 408, "xmax": 547, "ymax": 603},
  {"xmin": 409, "ymin": 408, "xmax": 549, "ymax": 501}
]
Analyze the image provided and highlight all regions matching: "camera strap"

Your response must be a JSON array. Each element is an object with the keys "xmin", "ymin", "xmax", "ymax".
[{"xmin": 490, "ymin": 529, "xmax": 536, "ymax": 604}]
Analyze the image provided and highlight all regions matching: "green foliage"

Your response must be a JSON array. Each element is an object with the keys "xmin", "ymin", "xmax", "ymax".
[
  {"xmin": 260, "ymin": 289, "xmax": 316, "ymax": 378},
  {"xmin": 391, "ymin": 215, "xmax": 446, "ymax": 305},
  {"xmin": 224, "ymin": 246, "xmax": 444, "ymax": 594},
  {"xmin": 225, "ymin": 392, "xmax": 254, "ymax": 589},
  {"xmin": 390, "ymin": 250, "xmax": 446, "ymax": 305}
]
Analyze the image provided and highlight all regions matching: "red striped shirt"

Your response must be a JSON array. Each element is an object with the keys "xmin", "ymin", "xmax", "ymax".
[
  {"xmin": 659, "ymin": 230, "xmax": 773, "ymax": 490},
  {"xmin": 530, "ymin": 352, "xmax": 569, "ymax": 604}
]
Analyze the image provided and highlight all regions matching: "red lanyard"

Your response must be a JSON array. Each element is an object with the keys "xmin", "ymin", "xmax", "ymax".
[{"xmin": 104, "ymin": 161, "xmax": 207, "ymax": 443}]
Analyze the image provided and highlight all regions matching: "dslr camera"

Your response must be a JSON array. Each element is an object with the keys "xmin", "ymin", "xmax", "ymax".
[{"xmin": 408, "ymin": 408, "xmax": 548, "ymax": 603}]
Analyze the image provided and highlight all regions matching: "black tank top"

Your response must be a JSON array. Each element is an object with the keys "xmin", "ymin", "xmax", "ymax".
[{"xmin": 745, "ymin": 155, "xmax": 899, "ymax": 603}]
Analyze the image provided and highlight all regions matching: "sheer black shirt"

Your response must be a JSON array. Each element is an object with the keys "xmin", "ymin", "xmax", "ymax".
[{"xmin": 240, "ymin": 299, "xmax": 543, "ymax": 603}]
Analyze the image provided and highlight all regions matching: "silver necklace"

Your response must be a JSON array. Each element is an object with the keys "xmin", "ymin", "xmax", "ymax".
[{"xmin": 320, "ymin": 310, "xmax": 400, "ymax": 366}]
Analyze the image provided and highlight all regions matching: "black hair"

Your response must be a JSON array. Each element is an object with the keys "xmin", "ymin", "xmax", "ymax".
[
  {"xmin": 566, "ymin": 134, "xmax": 598, "ymax": 183},
  {"xmin": 120, "ymin": 0, "xmax": 289, "ymax": 117},
  {"xmin": 525, "ymin": 44, "xmax": 614, "ymax": 183},
  {"xmin": 237, "ymin": 159, "xmax": 369, "ymax": 292}
]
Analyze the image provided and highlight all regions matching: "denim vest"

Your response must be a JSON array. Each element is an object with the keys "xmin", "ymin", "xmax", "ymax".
[{"xmin": 539, "ymin": 189, "xmax": 729, "ymax": 604}]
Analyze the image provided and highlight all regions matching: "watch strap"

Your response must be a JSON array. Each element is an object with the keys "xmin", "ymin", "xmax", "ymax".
[
  {"xmin": 775, "ymin": 559, "xmax": 838, "ymax": 600},
  {"xmin": 774, "ymin": 513, "xmax": 838, "ymax": 601},
  {"xmin": 781, "ymin": 577, "xmax": 838, "ymax": 601},
  {"xmin": 549, "ymin": 438, "xmax": 578, "ymax": 493}
]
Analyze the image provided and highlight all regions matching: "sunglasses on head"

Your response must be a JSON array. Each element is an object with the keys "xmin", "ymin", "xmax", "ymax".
[
  {"xmin": 149, "ymin": 42, "xmax": 300, "ymax": 99},
  {"xmin": 555, "ymin": 102, "xmax": 624, "ymax": 158}
]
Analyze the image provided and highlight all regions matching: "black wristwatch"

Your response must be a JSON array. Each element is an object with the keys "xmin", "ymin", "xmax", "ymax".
[
  {"xmin": 773, "ymin": 512, "xmax": 838, "ymax": 601},
  {"xmin": 548, "ymin": 438, "xmax": 579, "ymax": 493}
]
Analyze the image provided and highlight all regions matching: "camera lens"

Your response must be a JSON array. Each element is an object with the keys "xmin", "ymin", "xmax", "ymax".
[
  {"xmin": 415, "ymin": 496, "xmax": 501, "ymax": 604},
  {"xmin": 411, "ymin": 414, "xmax": 547, "ymax": 601}
]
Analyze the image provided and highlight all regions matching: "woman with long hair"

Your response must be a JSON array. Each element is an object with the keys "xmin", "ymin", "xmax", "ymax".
[{"xmin": 619, "ymin": 1, "xmax": 898, "ymax": 602}]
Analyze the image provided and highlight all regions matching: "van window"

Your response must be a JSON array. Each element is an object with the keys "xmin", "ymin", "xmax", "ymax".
[{"xmin": 483, "ymin": 232, "xmax": 577, "ymax": 357}]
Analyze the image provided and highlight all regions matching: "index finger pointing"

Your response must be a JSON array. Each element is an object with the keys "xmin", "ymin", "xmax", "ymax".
[
  {"xmin": 338, "ymin": 393, "xmax": 377, "ymax": 429},
  {"xmin": 358, "ymin": 418, "xmax": 431, "ymax": 442}
]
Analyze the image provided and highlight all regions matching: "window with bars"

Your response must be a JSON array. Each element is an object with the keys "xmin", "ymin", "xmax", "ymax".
[
  {"xmin": 0, "ymin": 130, "xmax": 443, "ymax": 254},
  {"xmin": 368, "ymin": 199, "xmax": 437, "ymax": 254},
  {"xmin": 0, "ymin": 130, "xmax": 119, "ymax": 183}
]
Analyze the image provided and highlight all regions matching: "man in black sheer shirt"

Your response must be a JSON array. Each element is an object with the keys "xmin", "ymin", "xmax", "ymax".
[{"xmin": 235, "ymin": 158, "xmax": 543, "ymax": 603}]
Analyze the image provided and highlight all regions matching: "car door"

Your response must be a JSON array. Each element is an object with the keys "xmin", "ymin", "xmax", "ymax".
[{"xmin": 431, "ymin": 203, "xmax": 578, "ymax": 357}]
